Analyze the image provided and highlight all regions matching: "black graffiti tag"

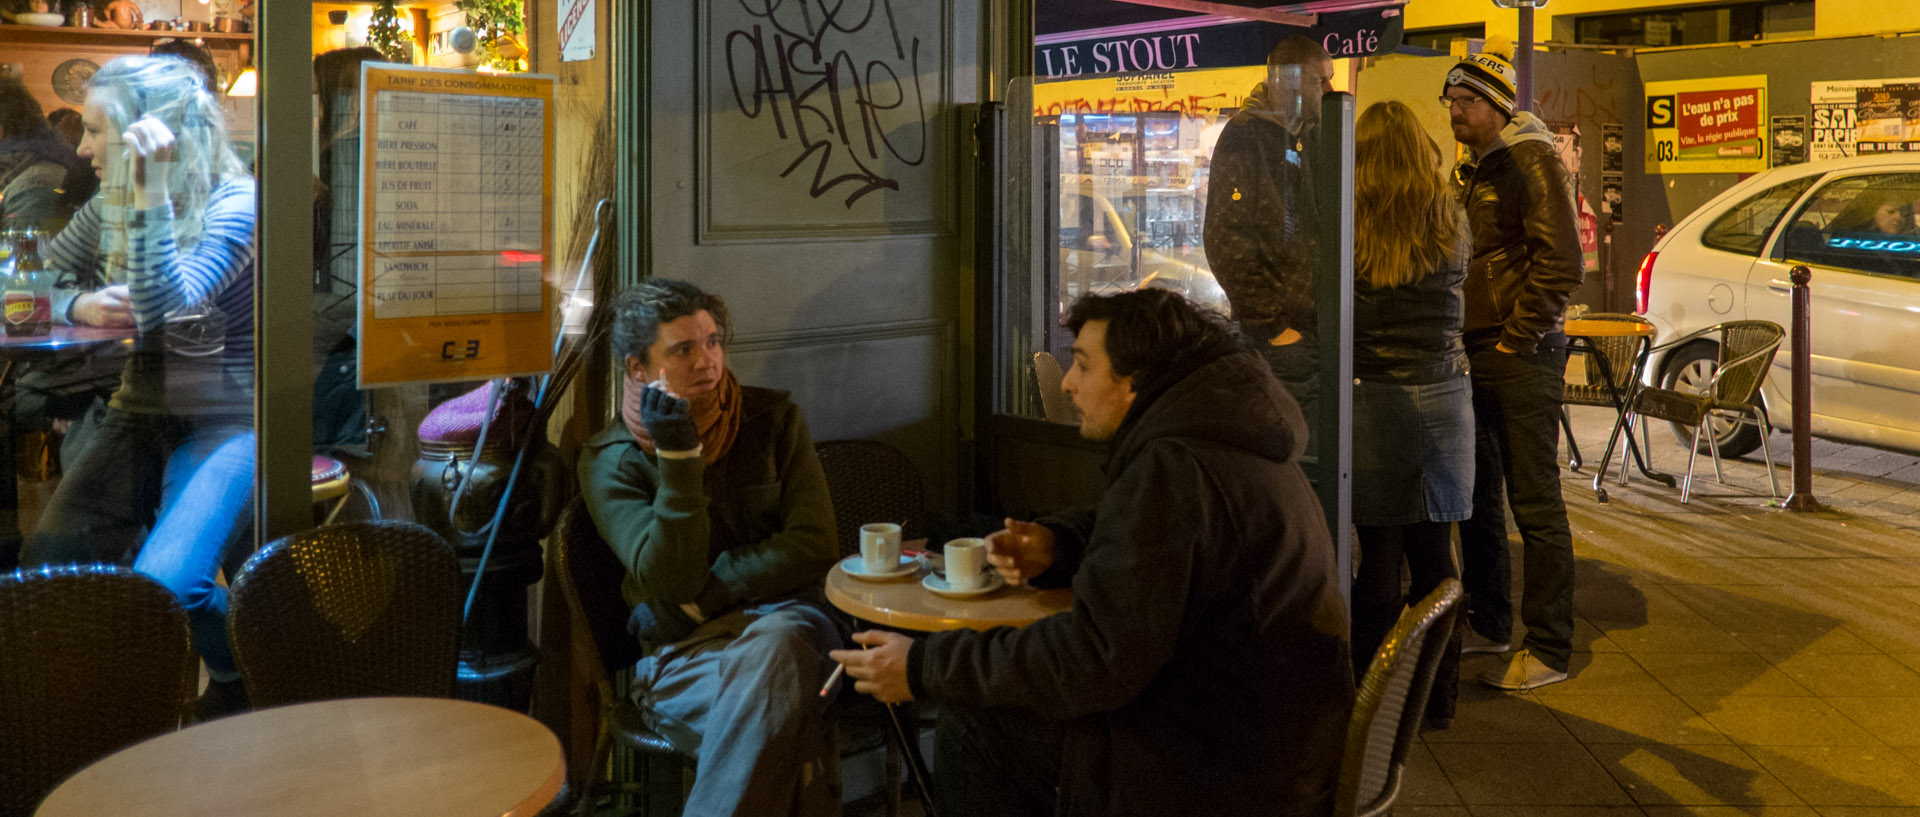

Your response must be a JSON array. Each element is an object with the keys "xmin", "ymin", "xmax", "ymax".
[{"xmin": 723, "ymin": 0, "xmax": 930, "ymax": 208}]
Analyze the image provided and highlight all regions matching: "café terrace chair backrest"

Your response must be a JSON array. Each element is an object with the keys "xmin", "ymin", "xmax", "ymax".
[
  {"xmin": 1628, "ymin": 320, "xmax": 1785, "ymax": 503},
  {"xmin": 227, "ymin": 520, "xmax": 460, "ymax": 708},
  {"xmin": 1334, "ymin": 578, "xmax": 1463, "ymax": 817},
  {"xmin": 1563, "ymin": 312, "xmax": 1655, "ymax": 408},
  {"xmin": 814, "ymin": 439, "xmax": 927, "ymax": 559},
  {"xmin": 0, "ymin": 565, "xmax": 197, "ymax": 817},
  {"xmin": 1031, "ymin": 351, "xmax": 1079, "ymax": 424}
]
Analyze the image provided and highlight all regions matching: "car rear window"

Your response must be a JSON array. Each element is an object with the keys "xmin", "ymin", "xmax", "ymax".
[
  {"xmin": 1701, "ymin": 176, "xmax": 1817, "ymax": 256},
  {"xmin": 1780, "ymin": 174, "xmax": 1920, "ymax": 280}
]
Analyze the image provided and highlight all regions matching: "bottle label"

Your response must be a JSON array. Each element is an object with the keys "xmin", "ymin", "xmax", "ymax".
[{"xmin": 3, "ymin": 291, "xmax": 48, "ymax": 326}]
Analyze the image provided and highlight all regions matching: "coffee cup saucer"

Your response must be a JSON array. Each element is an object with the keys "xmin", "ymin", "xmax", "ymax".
[
  {"xmin": 922, "ymin": 572, "xmax": 1004, "ymax": 599},
  {"xmin": 840, "ymin": 554, "xmax": 918, "ymax": 582}
]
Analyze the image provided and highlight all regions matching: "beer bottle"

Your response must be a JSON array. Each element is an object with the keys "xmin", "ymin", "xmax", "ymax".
[{"xmin": 4, "ymin": 228, "xmax": 52, "ymax": 337}]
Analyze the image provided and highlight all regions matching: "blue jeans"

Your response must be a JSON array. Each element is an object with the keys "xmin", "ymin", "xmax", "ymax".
[
  {"xmin": 22, "ymin": 409, "xmax": 256, "ymax": 678},
  {"xmin": 631, "ymin": 599, "xmax": 848, "ymax": 817}
]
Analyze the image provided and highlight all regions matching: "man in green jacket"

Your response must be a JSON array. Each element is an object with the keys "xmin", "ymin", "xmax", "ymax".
[{"xmin": 578, "ymin": 279, "xmax": 843, "ymax": 817}]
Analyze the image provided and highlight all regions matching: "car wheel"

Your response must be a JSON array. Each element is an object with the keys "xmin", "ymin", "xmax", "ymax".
[{"xmin": 1659, "ymin": 341, "xmax": 1762, "ymax": 458}]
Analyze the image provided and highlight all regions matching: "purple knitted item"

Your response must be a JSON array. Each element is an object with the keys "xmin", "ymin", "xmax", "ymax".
[{"xmin": 418, "ymin": 383, "xmax": 535, "ymax": 446}]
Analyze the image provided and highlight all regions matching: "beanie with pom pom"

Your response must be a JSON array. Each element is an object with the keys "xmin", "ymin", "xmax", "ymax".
[{"xmin": 1443, "ymin": 36, "xmax": 1518, "ymax": 119}]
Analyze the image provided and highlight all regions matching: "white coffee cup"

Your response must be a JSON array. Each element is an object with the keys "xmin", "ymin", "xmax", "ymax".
[
  {"xmin": 860, "ymin": 523, "xmax": 902, "ymax": 574},
  {"xmin": 944, "ymin": 538, "xmax": 988, "ymax": 591}
]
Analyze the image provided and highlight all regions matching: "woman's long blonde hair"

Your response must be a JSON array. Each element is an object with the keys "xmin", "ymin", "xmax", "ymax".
[
  {"xmin": 87, "ymin": 56, "xmax": 248, "ymax": 253},
  {"xmin": 1354, "ymin": 100, "xmax": 1464, "ymax": 289}
]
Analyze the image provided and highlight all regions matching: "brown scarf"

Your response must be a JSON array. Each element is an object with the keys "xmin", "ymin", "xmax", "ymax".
[{"xmin": 622, "ymin": 368, "xmax": 742, "ymax": 464}]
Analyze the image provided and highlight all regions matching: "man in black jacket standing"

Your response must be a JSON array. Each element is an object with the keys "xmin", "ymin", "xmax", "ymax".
[
  {"xmin": 1443, "ymin": 38, "xmax": 1585, "ymax": 690},
  {"xmin": 1204, "ymin": 36, "xmax": 1334, "ymax": 425},
  {"xmin": 831, "ymin": 290, "xmax": 1353, "ymax": 817}
]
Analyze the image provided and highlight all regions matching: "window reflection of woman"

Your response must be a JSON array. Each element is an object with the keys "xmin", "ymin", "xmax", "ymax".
[
  {"xmin": 1346, "ymin": 100, "xmax": 1475, "ymax": 728},
  {"xmin": 21, "ymin": 56, "xmax": 258, "ymax": 721}
]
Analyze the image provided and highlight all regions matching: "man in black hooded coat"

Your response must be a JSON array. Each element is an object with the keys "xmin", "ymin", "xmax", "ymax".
[{"xmin": 833, "ymin": 289, "xmax": 1354, "ymax": 817}]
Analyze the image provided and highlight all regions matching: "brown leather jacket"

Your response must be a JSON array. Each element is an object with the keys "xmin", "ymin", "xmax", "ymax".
[{"xmin": 1453, "ymin": 112, "xmax": 1584, "ymax": 355}]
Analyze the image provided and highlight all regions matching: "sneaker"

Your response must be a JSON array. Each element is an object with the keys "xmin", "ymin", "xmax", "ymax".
[
  {"xmin": 1479, "ymin": 649, "xmax": 1569, "ymax": 691},
  {"xmin": 1460, "ymin": 629, "xmax": 1511, "ymax": 655}
]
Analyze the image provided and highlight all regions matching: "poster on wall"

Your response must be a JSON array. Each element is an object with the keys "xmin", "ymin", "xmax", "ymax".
[
  {"xmin": 1644, "ymin": 75, "xmax": 1768, "ymax": 174},
  {"xmin": 1854, "ymin": 82, "xmax": 1920, "ymax": 153},
  {"xmin": 1808, "ymin": 76, "xmax": 1920, "ymax": 161},
  {"xmin": 356, "ymin": 65, "xmax": 556, "ymax": 388},
  {"xmin": 1770, "ymin": 115, "xmax": 1806, "ymax": 166},
  {"xmin": 1601, "ymin": 123, "xmax": 1624, "ymax": 173},
  {"xmin": 558, "ymin": 0, "xmax": 595, "ymax": 62},
  {"xmin": 1550, "ymin": 122, "xmax": 1601, "ymax": 273},
  {"xmin": 1602, "ymin": 172, "xmax": 1624, "ymax": 225}
]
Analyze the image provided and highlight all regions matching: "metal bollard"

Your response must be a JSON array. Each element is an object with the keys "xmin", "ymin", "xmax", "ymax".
[{"xmin": 1784, "ymin": 265, "xmax": 1822, "ymax": 511}]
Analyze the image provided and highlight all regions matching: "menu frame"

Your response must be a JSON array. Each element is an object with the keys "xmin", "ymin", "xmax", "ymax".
[{"xmin": 356, "ymin": 64, "xmax": 557, "ymax": 388}]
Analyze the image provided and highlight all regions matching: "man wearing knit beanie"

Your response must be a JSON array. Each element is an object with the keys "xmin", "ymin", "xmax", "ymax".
[{"xmin": 1442, "ymin": 36, "xmax": 1585, "ymax": 692}]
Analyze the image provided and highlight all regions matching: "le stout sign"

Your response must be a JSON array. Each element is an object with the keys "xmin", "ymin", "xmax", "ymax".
[{"xmin": 1035, "ymin": 7, "xmax": 1403, "ymax": 80}]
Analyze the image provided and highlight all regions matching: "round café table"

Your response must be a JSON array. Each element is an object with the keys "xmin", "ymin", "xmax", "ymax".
[
  {"xmin": 824, "ymin": 554, "xmax": 1073, "ymax": 631},
  {"xmin": 35, "ymin": 696, "xmax": 565, "ymax": 817}
]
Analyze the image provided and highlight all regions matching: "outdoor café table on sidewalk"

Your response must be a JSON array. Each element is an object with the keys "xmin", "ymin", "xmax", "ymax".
[
  {"xmin": 35, "ymin": 696, "xmax": 565, "ymax": 817},
  {"xmin": 1563, "ymin": 316, "xmax": 1674, "ymax": 500},
  {"xmin": 824, "ymin": 542, "xmax": 1074, "ymax": 816}
]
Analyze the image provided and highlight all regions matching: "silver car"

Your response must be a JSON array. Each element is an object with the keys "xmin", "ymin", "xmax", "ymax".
[{"xmin": 1638, "ymin": 154, "xmax": 1920, "ymax": 456}]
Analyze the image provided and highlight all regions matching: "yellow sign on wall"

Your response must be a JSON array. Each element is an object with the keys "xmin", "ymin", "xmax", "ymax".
[
  {"xmin": 1031, "ymin": 65, "xmax": 1264, "ymax": 118},
  {"xmin": 357, "ymin": 65, "xmax": 556, "ymax": 387},
  {"xmin": 1644, "ymin": 75, "xmax": 1768, "ymax": 174}
]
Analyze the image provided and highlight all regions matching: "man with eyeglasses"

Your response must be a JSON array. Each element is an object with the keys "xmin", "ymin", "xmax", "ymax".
[
  {"xmin": 1204, "ymin": 36, "xmax": 1334, "ymax": 427},
  {"xmin": 1441, "ymin": 36, "xmax": 1583, "ymax": 691}
]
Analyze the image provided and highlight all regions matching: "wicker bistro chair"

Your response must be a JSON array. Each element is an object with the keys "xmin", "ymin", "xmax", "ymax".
[
  {"xmin": 1, "ymin": 565, "xmax": 197, "ymax": 817},
  {"xmin": 227, "ymin": 520, "xmax": 461, "ymax": 707},
  {"xmin": 1622, "ymin": 320, "xmax": 1785, "ymax": 504},
  {"xmin": 1031, "ymin": 351, "xmax": 1079, "ymax": 425},
  {"xmin": 813, "ymin": 439, "xmax": 927, "ymax": 559},
  {"xmin": 1333, "ymin": 579, "xmax": 1464, "ymax": 817}
]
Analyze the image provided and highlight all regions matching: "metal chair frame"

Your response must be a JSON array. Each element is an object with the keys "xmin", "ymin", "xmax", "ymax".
[{"xmin": 1608, "ymin": 320, "xmax": 1784, "ymax": 503}]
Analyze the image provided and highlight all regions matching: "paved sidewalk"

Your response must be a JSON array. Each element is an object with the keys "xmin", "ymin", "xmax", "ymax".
[{"xmin": 1402, "ymin": 405, "xmax": 1920, "ymax": 816}]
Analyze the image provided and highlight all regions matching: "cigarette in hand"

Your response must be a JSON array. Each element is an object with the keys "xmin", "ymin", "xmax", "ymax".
[
  {"xmin": 819, "ymin": 663, "xmax": 847, "ymax": 698},
  {"xmin": 819, "ymin": 642, "xmax": 871, "ymax": 698}
]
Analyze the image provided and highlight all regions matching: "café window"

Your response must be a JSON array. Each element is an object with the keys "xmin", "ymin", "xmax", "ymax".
[{"xmin": 1005, "ymin": 66, "xmax": 1270, "ymax": 420}]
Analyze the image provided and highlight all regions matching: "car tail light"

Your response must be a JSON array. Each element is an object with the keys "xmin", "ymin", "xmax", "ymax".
[{"xmin": 1635, "ymin": 251, "xmax": 1657, "ymax": 314}]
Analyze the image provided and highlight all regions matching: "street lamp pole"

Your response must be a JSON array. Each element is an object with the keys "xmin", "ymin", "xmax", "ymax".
[{"xmin": 1493, "ymin": 0, "xmax": 1548, "ymax": 113}]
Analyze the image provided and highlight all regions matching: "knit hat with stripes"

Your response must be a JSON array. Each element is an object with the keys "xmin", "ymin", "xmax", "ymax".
[{"xmin": 1444, "ymin": 36, "xmax": 1518, "ymax": 119}]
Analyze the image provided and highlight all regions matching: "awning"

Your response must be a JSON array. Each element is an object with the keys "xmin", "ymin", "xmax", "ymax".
[{"xmin": 1037, "ymin": 1, "xmax": 1406, "ymax": 80}]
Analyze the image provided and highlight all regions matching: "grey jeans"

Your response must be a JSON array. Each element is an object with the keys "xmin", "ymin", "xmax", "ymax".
[{"xmin": 631, "ymin": 599, "xmax": 850, "ymax": 817}]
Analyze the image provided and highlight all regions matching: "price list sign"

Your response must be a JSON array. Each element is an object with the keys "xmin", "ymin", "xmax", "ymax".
[{"xmin": 358, "ymin": 65, "xmax": 556, "ymax": 387}]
